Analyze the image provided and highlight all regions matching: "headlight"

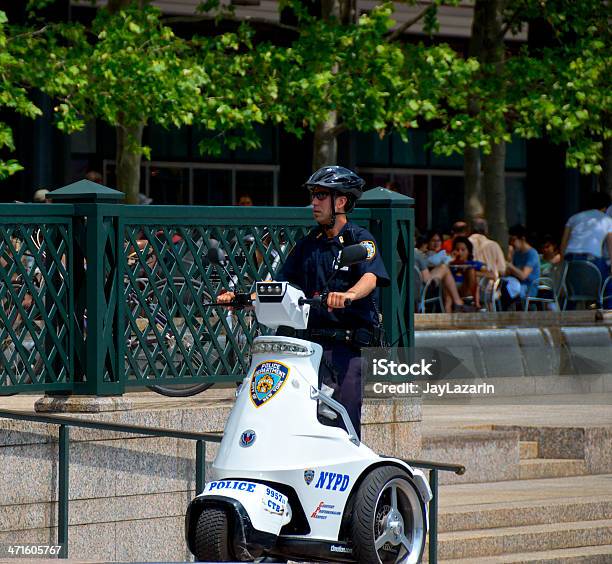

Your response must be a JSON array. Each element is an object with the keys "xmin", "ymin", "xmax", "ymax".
[{"xmin": 251, "ymin": 340, "xmax": 313, "ymax": 356}]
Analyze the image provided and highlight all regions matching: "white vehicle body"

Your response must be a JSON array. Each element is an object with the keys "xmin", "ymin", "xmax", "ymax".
[{"xmin": 186, "ymin": 276, "xmax": 431, "ymax": 563}]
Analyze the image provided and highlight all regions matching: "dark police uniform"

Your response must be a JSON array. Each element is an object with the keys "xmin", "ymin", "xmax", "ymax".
[{"xmin": 277, "ymin": 222, "xmax": 390, "ymax": 438}]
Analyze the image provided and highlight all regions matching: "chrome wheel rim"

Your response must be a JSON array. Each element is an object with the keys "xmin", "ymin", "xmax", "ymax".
[{"xmin": 373, "ymin": 477, "xmax": 425, "ymax": 564}]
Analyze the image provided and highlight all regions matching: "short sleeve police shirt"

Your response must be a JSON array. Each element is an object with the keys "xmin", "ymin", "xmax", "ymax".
[{"xmin": 278, "ymin": 222, "xmax": 390, "ymax": 329}]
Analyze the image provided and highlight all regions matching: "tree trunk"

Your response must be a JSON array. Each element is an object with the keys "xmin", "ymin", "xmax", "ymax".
[
  {"xmin": 464, "ymin": 4, "xmax": 486, "ymax": 222},
  {"xmin": 472, "ymin": 0, "xmax": 507, "ymax": 243},
  {"xmin": 108, "ymin": 0, "xmax": 148, "ymax": 202},
  {"xmin": 464, "ymin": 147, "xmax": 484, "ymax": 221},
  {"xmin": 310, "ymin": 0, "xmax": 355, "ymax": 171},
  {"xmin": 483, "ymin": 143, "xmax": 507, "ymax": 245},
  {"xmin": 312, "ymin": 112, "xmax": 338, "ymax": 171},
  {"xmin": 116, "ymin": 121, "xmax": 144, "ymax": 204},
  {"xmin": 600, "ymin": 137, "xmax": 612, "ymax": 199}
]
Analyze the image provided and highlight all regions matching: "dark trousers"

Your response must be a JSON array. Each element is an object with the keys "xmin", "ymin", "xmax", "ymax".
[{"xmin": 319, "ymin": 342, "xmax": 363, "ymax": 439}]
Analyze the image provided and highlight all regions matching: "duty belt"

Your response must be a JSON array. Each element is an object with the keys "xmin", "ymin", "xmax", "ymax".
[
  {"xmin": 307, "ymin": 327, "xmax": 377, "ymax": 347},
  {"xmin": 276, "ymin": 326, "xmax": 381, "ymax": 347}
]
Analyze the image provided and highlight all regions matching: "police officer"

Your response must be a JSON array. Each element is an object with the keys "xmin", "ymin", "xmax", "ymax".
[{"xmin": 219, "ymin": 166, "xmax": 389, "ymax": 439}]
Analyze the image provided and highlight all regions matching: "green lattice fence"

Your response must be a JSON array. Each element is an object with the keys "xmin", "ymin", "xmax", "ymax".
[
  {"xmin": 0, "ymin": 181, "xmax": 413, "ymax": 396},
  {"xmin": 0, "ymin": 207, "xmax": 74, "ymax": 394}
]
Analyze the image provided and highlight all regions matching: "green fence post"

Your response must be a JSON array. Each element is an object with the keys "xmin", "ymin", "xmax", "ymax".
[
  {"xmin": 58, "ymin": 424, "xmax": 69, "ymax": 558},
  {"xmin": 49, "ymin": 181, "xmax": 125, "ymax": 395},
  {"xmin": 429, "ymin": 468, "xmax": 439, "ymax": 564},
  {"xmin": 357, "ymin": 188, "xmax": 415, "ymax": 348},
  {"xmin": 195, "ymin": 440, "xmax": 206, "ymax": 494}
]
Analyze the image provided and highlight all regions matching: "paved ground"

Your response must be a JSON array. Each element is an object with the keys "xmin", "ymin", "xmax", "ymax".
[
  {"xmin": 3, "ymin": 390, "xmax": 611, "ymax": 426},
  {"xmin": 439, "ymin": 473, "xmax": 612, "ymax": 508},
  {"xmin": 423, "ymin": 396, "xmax": 612, "ymax": 430}
]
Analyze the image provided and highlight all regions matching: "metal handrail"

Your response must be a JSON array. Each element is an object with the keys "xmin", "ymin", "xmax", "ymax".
[
  {"xmin": 404, "ymin": 458, "xmax": 465, "ymax": 564},
  {"xmin": 0, "ymin": 409, "xmax": 461, "ymax": 563},
  {"xmin": 0, "ymin": 409, "xmax": 222, "ymax": 559}
]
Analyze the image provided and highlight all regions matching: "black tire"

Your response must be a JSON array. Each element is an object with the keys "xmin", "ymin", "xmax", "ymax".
[
  {"xmin": 147, "ymin": 381, "xmax": 214, "ymax": 397},
  {"xmin": 193, "ymin": 507, "xmax": 234, "ymax": 562},
  {"xmin": 351, "ymin": 466, "xmax": 426, "ymax": 564},
  {"xmin": 144, "ymin": 346, "xmax": 216, "ymax": 397},
  {"xmin": 126, "ymin": 278, "xmax": 219, "ymax": 397}
]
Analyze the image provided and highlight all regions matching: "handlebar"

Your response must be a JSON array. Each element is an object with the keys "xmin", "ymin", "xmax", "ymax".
[
  {"xmin": 298, "ymin": 295, "xmax": 352, "ymax": 307},
  {"xmin": 207, "ymin": 293, "xmax": 253, "ymax": 309}
]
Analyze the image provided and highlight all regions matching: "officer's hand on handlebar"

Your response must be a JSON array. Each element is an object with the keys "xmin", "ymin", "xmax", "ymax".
[
  {"xmin": 326, "ymin": 291, "xmax": 356, "ymax": 312},
  {"xmin": 216, "ymin": 289, "xmax": 235, "ymax": 305}
]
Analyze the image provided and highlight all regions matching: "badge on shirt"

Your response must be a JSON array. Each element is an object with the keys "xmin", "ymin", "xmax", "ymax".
[{"xmin": 360, "ymin": 240, "xmax": 376, "ymax": 260}]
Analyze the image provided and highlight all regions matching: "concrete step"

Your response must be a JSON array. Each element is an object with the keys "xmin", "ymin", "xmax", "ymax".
[
  {"xmin": 440, "ymin": 543, "xmax": 612, "ymax": 563},
  {"xmin": 437, "ymin": 519, "xmax": 612, "ymax": 560},
  {"xmin": 439, "ymin": 496, "xmax": 612, "ymax": 533},
  {"xmin": 519, "ymin": 440, "xmax": 539, "ymax": 459},
  {"xmin": 421, "ymin": 428, "xmax": 521, "ymax": 484},
  {"xmin": 519, "ymin": 458, "xmax": 587, "ymax": 480}
]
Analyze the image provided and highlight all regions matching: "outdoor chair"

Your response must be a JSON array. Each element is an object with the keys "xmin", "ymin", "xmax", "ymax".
[
  {"xmin": 522, "ymin": 262, "xmax": 567, "ymax": 311},
  {"xmin": 414, "ymin": 266, "xmax": 445, "ymax": 313},
  {"xmin": 524, "ymin": 276, "xmax": 558, "ymax": 311},
  {"xmin": 601, "ymin": 275, "xmax": 612, "ymax": 310},
  {"xmin": 561, "ymin": 260, "xmax": 607, "ymax": 310},
  {"xmin": 478, "ymin": 275, "xmax": 499, "ymax": 312}
]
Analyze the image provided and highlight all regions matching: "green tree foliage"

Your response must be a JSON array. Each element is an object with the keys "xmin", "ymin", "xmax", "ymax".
[
  {"xmin": 0, "ymin": 10, "xmax": 42, "ymax": 179},
  {"xmin": 266, "ymin": 1, "xmax": 477, "ymax": 168},
  {"xmin": 431, "ymin": 0, "xmax": 611, "ymax": 175},
  {"xmin": 508, "ymin": 0, "xmax": 611, "ymax": 175},
  {"xmin": 6, "ymin": 2, "xmax": 279, "ymax": 201}
]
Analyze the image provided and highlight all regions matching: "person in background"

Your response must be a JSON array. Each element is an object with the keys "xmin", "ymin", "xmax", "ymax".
[
  {"xmin": 560, "ymin": 191, "xmax": 612, "ymax": 279},
  {"xmin": 238, "ymin": 193, "xmax": 253, "ymax": 206},
  {"xmin": 469, "ymin": 217, "xmax": 506, "ymax": 278},
  {"xmin": 415, "ymin": 233, "xmax": 474, "ymax": 313},
  {"xmin": 32, "ymin": 189, "xmax": 50, "ymax": 203},
  {"xmin": 426, "ymin": 230, "xmax": 451, "ymax": 267},
  {"xmin": 442, "ymin": 220, "xmax": 469, "ymax": 254},
  {"xmin": 539, "ymin": 235, "xmax": 561, "ymax": 276},
  {"xmin": 85, "ymin": 171, "xmax": 103, "ymax": 184},
  {"xmin": 503, "ymin": 224, "xmax": 541, "ymax": 307},
  {"xmin": 450, "ymin": 236, "xmax": 488, "ymax": 309},
  {"xmin": 384, "ymin": 180, "xmax": 400, "ymax": 193},
  {"xmin": 415, "ymin": 233, "xmax": 429, "ymax": 254}
]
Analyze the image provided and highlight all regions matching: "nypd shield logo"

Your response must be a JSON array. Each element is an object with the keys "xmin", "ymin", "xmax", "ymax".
[
  {"xmin": 304, "ymin": 469, "xmax": 315, "ymax": 485},
  {"xmin": 360, "ymin": 240, "xmax": 376, "ymax": 260},
  {"xmin": 250, "ymin": 361, "xmax": 290, "ymax": 407},
  {"xmin": 239, "ymin": 429, "xmax": 256, "ymax": 447}
]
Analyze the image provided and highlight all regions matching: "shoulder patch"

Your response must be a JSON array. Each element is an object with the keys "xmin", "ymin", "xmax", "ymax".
[{"xmin": 360, "ymin": 240, "xmax": 376, "ymax": 260}]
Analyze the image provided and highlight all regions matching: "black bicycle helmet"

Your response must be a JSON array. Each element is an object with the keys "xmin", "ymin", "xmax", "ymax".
[{"xmin": 304, "ymin": 165, "xmax": 365, "ymax": 207}]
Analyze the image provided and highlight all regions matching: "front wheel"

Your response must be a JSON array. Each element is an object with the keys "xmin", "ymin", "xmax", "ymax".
[
  {"xmin": 193, "ymin": 507, "xmax": 235, "ymax": 562},
  {"xmin": 351, "ymin": 466, "xmax": 426, "ymax": 564}
]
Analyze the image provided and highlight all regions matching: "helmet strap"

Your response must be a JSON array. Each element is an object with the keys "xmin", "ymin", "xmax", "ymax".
[{"xmin": 324, "ymin": 192, "xmax": 337, "ymax": 230}]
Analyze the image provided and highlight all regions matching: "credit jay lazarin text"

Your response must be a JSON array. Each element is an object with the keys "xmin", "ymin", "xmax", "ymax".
[{"xmin": 371, "ymin": 381, "xmax": 496, "ymax": 397}]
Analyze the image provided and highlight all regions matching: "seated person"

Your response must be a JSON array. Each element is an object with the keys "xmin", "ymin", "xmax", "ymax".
[
  {"xmin": 503, "ymin": 224, "xmax": 541, "ymax": 307},
  {"xmin": 414, "ymin": 247, "xmax": 474, "ymax": 313},
  {"xmin": 539, "ymin": 235, "xmax": 561, "ymax": 276},
  {"xmin": 425, "ymin": 231, "xmax": 451, "ymax": 267},
  {"xmin": 450, "ymin": 236, "xmax": 488, "ymax": 309},
  {"xmin": 442, "ymin": 220, "xmax": 469, "ymax": 254},
  {"xmin": 469, "ymin": 217, "xmax": 506, "ymax": 278},
  {"xmin": 415, "ymin": 233, "xmax": 429, "ymax": 254}
]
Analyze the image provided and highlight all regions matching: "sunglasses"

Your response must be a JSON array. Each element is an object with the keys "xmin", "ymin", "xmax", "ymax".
[{"xmin": 309, "ymin": 191, "xmax": 331, "ymax": 201}]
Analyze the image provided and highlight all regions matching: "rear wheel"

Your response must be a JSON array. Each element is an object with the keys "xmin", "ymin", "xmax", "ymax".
[
  {"xmin": 193, "ymin": 507, "xmax": 234, "ymax": 562},
  {"xmin": 351, "ymin": 466, "xmax": 426, "ymax": 564}
]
